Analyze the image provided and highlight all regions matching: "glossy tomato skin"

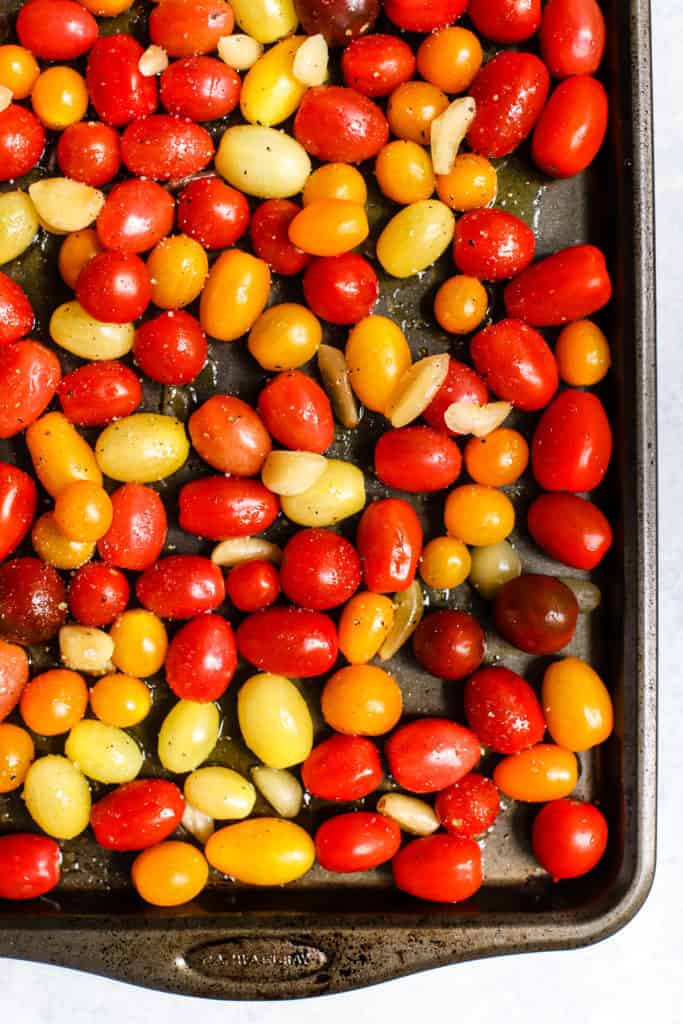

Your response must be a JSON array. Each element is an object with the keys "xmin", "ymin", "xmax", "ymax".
[
  {"xmin": 149, "ymin": 0, "xmax": 234, "ymax": 58},
  {"xmin": 531, "ymin": 798, "xmax": 608, "ymax": 880},
  {"xmin": 386, "ymin": 718, "xmax": 481, "ymax": 793},
  {"xmin": 136, "ymin": 555, "xmax": 225, "ymax": 620},
  {"xmin": 532, "ymin": 389, "xmax": 612, "ymax": 491},
  {"xmin": 0, "ymin": 274, "xmax": 34, "ymax": 347},
  {"xmin": 302, "ymin": 734, "xmax": 382, "ymax": 800},
  {"xmin": 435, "ymin": 773, "xmax": 501, "ymax": 837},
  {"xmin": 0, "ymin": 558, "xmax": 67, "ymax": 645},
  {"xmin": 160, "ymin": 57, "xmax": 241, "ymax": 121},
  {"xmin": 121, "ymin": 115, "xmax": 214, "ymax": 181},
  {"xmin": 393, "ymin": 834, "xmax": 482, "ymax": 903},
  {"xmin": 423, "ymin": 358, "xmax": 488, "ymax": 435},
  {"xmin": 134, "ymin": 311, "xmax": 207, "ymax": 386},
  {"xmin": 250, "ymin": 200, "xmax": 311, "ymax": 276},
  {"xmin": 90, "ymin": 779, "xmax": 185, "ymax": 852},
  {"xmin": 540, "ymin": 0, "xmax": 606, "ymax": 78},
  {"xmin": 356, "ymin": 498, "xmax": 423, "ymax": 593},
  {"xmin": 528, "ymin": 493, "xmax": 613, "ymax": 570},
  {"xmin": 97, "ymin": 483, "xmax": 167, "ymax": 571},
  {"xmin": 178, "ymin": 476, "xmax": 280, "ymax": 540},
  {"xmin": 68, "ymin": 563, "xmax": 130, "ymax": 628},
  {"xmin": 58, "ymin": 362, "xmax": 142, "ymax": 427},
  {"xmin": 303, "ymin": 254, "xmax": 378, "ymax": 325},
  {"xmin": 236, "ymin": 607, "xmax": 338, "ymax": 678},
  {"xmin": 257, "ymin": 371, "xmax": 334, "ymax": 454},
  {"xmin": 97, "ymin": 179, "xmax": 175, "ymax": 254},
  {"xmin": 453, "ymin": 210, "xmax": 535, "ymax": 282},
  {"xmin": 412, "ymin": 611, "xmax": 485, "ymax": 681},
  {"xmin": 295, "ymin": 0, "xmax": 380, "ymax": 46},
  {"xmin": 165, "ymin": 614, "xmax": 237, "ymax": 701},
  {"xmin": 280, "ymin": 529, "xmax": 362, "ymax": 611},
  {"xmin": 374, "ymin": 427, "xmax": 462, "ymax": 492},
  {"xmin": 0, "ymin": 105, "xmax": 45, "ymax": 182},
  {"xmin": 468, "ymin": 0, "xmax": 540, "ymax": 42},
  {"xmin": 315, "ymin": 812, "xmax": 401, "ymax": 873},
  {"xmin": 0, "ymin": 640, "xmax": 29, "ymax": 722},
  {"xmin": 56, "ymin": 122, "xmax": 122, "ymax": 187},
  {"xmin": 17, "ymin": 0, "xmax": 97, "ymax": 60},
  {"xmin": 0, "ymin": 834, "xmax": 61, "ymax": 900},
  {"xmin": 0, "ymin": 464, "xmax": 37, "ymax": 562},
  {"xmin": 341, "ymin": 34, "xmax": 416, "ymax": 97},
  {"xmin": 532, "ymin": 76, "xmax": 608, "ymax": 179},
  {"xmin": 464, "ymin": 666, "xmax": 546, "ymax": 754},
  {"xmin": 76, "ymin": 250, "xmax": 151, "ymax": 324},
  {"xmin": 178, "ymin": 178, "xmax": 250, "ymax": 251},
  {"xmin": 294, "ymin": 86, "xmax": 389, "ymax": 164},
  {"xmin": 468, "ymin": 52, "xmax": 550, "ymax": 158},
  {"xmin": 493, "ymin": 574, "xmax": 579, "ymax": 655},
  {"xmin": 504, "ymin": 245, "xmax": 612, "ymax": 326},
  {"xmin": 385, "ymin": 0, "xmax": 468, "ymax": 31},
  {"xmin": 0, "ymin": 341, "xmax": 61, "ymax": 440},
  {"xmin": 226, "ymin": 560, "xmax": 280, "ymax": 612},
  {"xmin": 189, "ymin": 396, "xmax": 271, "ymax": 477},
  {"xmin": 470, "ymin": 319, "xmax": 559, "ymax": 411},
  {"xmin": 87, "ymin": 35, "xmax": 158, "ymax": 127}
]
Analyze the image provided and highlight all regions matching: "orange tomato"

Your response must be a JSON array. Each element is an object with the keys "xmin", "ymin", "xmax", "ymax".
[
  {"xmin": 434, "ymin": 275, "xmax": 488, "ymax": 334},
  {"xmin": 419, "ymin": 536, "xmax": 471, "ymax": 590},
  {"xmin": 248, "ymin": 302, "xmax": 322, "ymax": 370},
  {"xmin": 31, "ymin": 66, "xmax": 89, "ymax": 130},
  {"xmin": 493, "ymin": 745, "xmax": 579, "ymax": 802},
  {"xmin": 436, "ymin": 153, "xmax": 498, "ymax": 211},
  {"xmin": 542, "ymin": 657, "xmax": 613, "ymax": 752},
  {"xmin": 375, "ymin": 141, "xmax": 435, "ymax": 205},
  {"xmin": 0, "ymin": 45, "xmax": 40, "ymax": 100},
  {"xmin": 554, "ymin": 320, "xmax": 611, "ymax": 386},
  {"xmin": 338, "ymin": 593, "xmax": 395, "ymax": 664},
  {"xmin": 288, "ymin": 200, "xmax": 368, "ymax": 257},
  {"xmin": 0, "ymin": 723, "xmax": 35, "ymax": 793},
  {"xmin": 416, "ymin": 27, "xmax": 483, "ymax": 94},
  {"xmin": 464, "ymin": 428, "xmax": 530, "ymax": 487},
  {"xmin": 387, "ymin": 81, "xmax": 448, "ymax": 144},
  {"xmin": 31, "ymin": 512, "xmax": 95, "ymax": 570},
  {"xmin": 345, "ymin": 315, "xmax": 412, "ymax": 413},
  {"xmin": 321, "ymin": 665, "xmax": 403, "ymax": 736},
  {"xmin": 444, "ymin": 484, "xmax": 515, "ymax": 546},
  {"xmin": 132, "ymin": 841, "xmax": 209, "ymax": 907},
  {"xmin": 200, "ymin": 249, "xmax": 271, "ymax": 342},
  {"xmin": 20, "ymin": 669, "xmax": 88, "ymax": 737},
  {"xmin": 147, "ymin": 235, "xmax": 209, "ymax": 310},
  {"xmin": 110, "ymin": 610, "xmax": 168, "ymax": 678},
  {"xmin": 79, "ymin": 0, "xmax": 133, "ymax": 12},
  {"xmin": 54, "ymin": 481, "xmax": 113, "ymax": 543},
  {"xmin": 58, "ymin": 230, "xmax": 102, "ymax": 290},
  {"xmin": 90, "ymin": 673, "xmax": 152, "ymax": 728},
  {"xmin": 303, "ymin": 163, "xmax": 367, "ymax": 206}
]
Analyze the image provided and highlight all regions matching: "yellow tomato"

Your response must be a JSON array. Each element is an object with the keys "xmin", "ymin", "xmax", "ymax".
[
  {"xmin": 31, "ymin": 512, "xmax": 95, "ymax": 570},
  {"xmin": 200, "ymin": 249, "xmax": 271, "ymax": 341},
  {"xmin": 281, "ymin": 459, "xmax": 365, "ymax": 527},
  {"xmin": 0, "ymin": 190, "xmax": 39, "ymax": 265},
  {"xmin": 50, "ymin": 301, "xmax": 134, "ymax": 360},
  {"xmin": 241, "ymin": 36, "xmax": 306, "ymax": 126},
  {"xmin": 238, "ymin": 673, "xmax": 313, "ymax": 769},
  {"xmin": 248, "ymin": 302, "xmax": 322, "ymax": 370},
  {"xmin": 416, "ymin": 27, "xmax": 482, "ymax": 94},
  {"xmin": 216, "ymin": 125, "xmax": 311, "ymax": 199},
  {"xmin": 419, "ymin": 536, "xmax": 471, "ymax": 589},
  {"xmin": 80, "ymin": 0, "xmax": 133, "ymax": 12},
  {"xmin": 132, "ymin": 841, "xmax": 209, "ymax": 907},
  {"xmin": 230, "ymin": 0, "xmax": 298, "ymax": 44},
  {"xmin": 65, "ymin": 720, "xmax": 143, "ymax": 784},
  {"xmin": 95, "ymin": 414, "xmax": 189, "ymax": 483},
  {"xmin": 434, "ymin": 275, "xmax": 488, "ymax": 334},
  {"xmin": 0, "ymin": 723, "xmax": 34, "ymax": 794},
  {"xmin": 206, "ymin": 818, "xmax": 315, "ymax": 885},
  {"xmin": 90, "ymin": 674, "xmax": 152, "ymax": 728},
  {"xmin": 464, "ymin": 429, "xmax": 530, "ymax": 487},
  {"xmin": 303, "ymin": 163, "xmax": 367, "ymax": 206},
  {"xmin": 338, "ymin": 593, "xmax": 395, "ymax": 664},
  {"xmin": 444, "ymin": 484, "xmax": 515, "ymax": 546},
  {"xmin": 147, "ymin": 235, "xmax": 208, "ymax": 310},
  {"xmin": 158, "ymin": 700, "xmax": 221, "ymax": 774},
  {"xmin": 375, "ymin": 141, "xmax": 435, "ymax": 205},
  {"xmin": 23, "ymin": 755, "xmax": 91, "ymax": 840},
  {"xmin": 54, "ymin": 481, "xmax": 113, "ymax": 542},
  {"xmin": 110, "ymin": 610, "xmax": 168, "ymax": 678},
  {"xmin": 26, "ymin": 412, "xmax": 102, "ymax": 498},
  {"xmin": 31, "ymin": 67, "xmax": 88, "ymax": 130},
  {"xmin": 542, "ymin": 657, "xmax": 614, "ymax": 752},
  {"xmin": 0, "ymin": 44, "xmax": 39, "ymax": 99},
  {"xmin": 554, "ymin": 320, "xmax": 611, "ymax": 386},
  {"xmin": 58, "ymin": 229, "xmax": 102, "ymax": 289},
  {"xmin": 184, "ymin": 767, "xmax": 256, "ymax": 820},
  {"xmin": 321, "ymin": 665, "xmax": 403, "ymax": 736},
  {"xmin": 345, "ymin": 315, "xmax": 412, "ymax": 413},
  {"xmin": 468, "ymin": 539, "xmax": 521, "ymax": 599},
  {"xmin": 494, "ymin": 745, "xmax": 579, "ymax": 802},
  {"xmin": 387, "ymin": 81, "xmax": 449, "ymax": 144},
  {"xmin": 288, "ymin": 200, "xmax": 369, "ymax": 257},
  {"xmin": 376, "ymin": 200, "xmax": 455, "ymax": 278},
  {"xmin": 436, "ymin": 153, "xmax": 498, "ymax": 211}
]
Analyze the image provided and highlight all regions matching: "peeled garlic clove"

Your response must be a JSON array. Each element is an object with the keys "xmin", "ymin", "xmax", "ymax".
[
  {"xmin": 261, "ymin": 450, "xmax": 327, "ymax": 496},
  {"xmin": 560, "ymin": 578, "xmax": 602, "ymax": 613},
  {"xmin": 0, "ymin": 85, "xmax": 12, "ymax": 114},
  {"xmin": 218, "ymin": 33, "xmax": 263, "ymax": 70},
  {"xmin": 386, "ymin": 354, "xmax": 450, "ymax": 428},
  {"xmin": 444, "ymin": 399, "xmax": 512, "ymax": 437},
  {"xmin": 211, "ymin": 536, "xmax": 283, "ymax": 567},
  {"xmin": 251, "ymin": 766, "xmax": 303, "ymax": 818},
  {"xmin": 377, "ymin": 793, "xmax": 440, "ymax": 836},
  {"xmin": 378, "ymin": 580, "xmax": 424, "ymax": 661},
  {"xmin": 28, "ymin": 179, "xmax": 105, "ymax": 235},
  {"xmin": 59, "ymin": 626, "xmax": 114, "ymax": 676},
  {"xmin": 317, "ymin": 343, "xmax": 359, "ymax": 429},
  {"xmin": 431, "ymin": 96, "xmax": 477, "ymax": 176},
  {"xmin": 181, "ymin": 801, "xmax": 214, "ymax": 844},
  {"xmin": 138, "ymin": 44, "xmax": 168, "ymax": 76},
  {"xmin": 292, "ymin": 33, "xmax": 329, "ymax": 87}
]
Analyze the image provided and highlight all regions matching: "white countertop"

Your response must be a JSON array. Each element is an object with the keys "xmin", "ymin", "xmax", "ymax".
[{"xmin": 2, "ymin": 4, "xmax": 680, "ymax": 1021}]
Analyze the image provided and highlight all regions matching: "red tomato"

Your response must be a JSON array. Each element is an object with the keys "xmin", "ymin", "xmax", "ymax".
[
  {"xmin": 356, "ymin": 498, "xmax": 422, "ymax": 593},
  {"xmin": 0, "ymin": 834, "xmax": 61, "ymax": 900},
  {"xmin": 294, "ymin": 86, "xmax": 389, "ymax": 164},
  {"xmin": 532, "ymin": 76, "xmax": 608, "ymax": 179},
  {"xmin": 540, "ymin": 0, "xmax": 606, "ymax": 78},
  {"xmin": 56, "ymin": 122, "xmax": 122, "ymax": 187},
  {"xmin": 453, "ymin": 210, "xmax": 535, "ymax": 282},
  {"xmin": 464, "ymin": 666, "xmax": 546, "ymax": 754},
  {"xmin": 531, "ymin": 798, "xmax": 608, "ymax": 880},
  {"xmin": 87, "ymin": 35, "xmax": 158, "ymax": 128},
  {"xmin": 160, "ymin": 57, "xmax": 241, "ymax": 121},
  {"xmin": 17, "ymin": 0, "xmax": 97, "ymax": 60},
  {"xmin": 470, "ymin": 319, "xmax": 558, "ymax": 412},
  {"xmin": 0, "ymin": 463, "xmax": 36, "ymax": 562},
  {"xmin": 528, "ymin": 493, "xmax": 613, "ymax": 570},
  {"xmin": 315, "ymin": 812, "xmax": 401, "ymax": 873},
  {"xmin": 0, "ymin": 104, "xmax": 45, "ymax": 182},
  {"xmin": 341, "ymin": 34, "xmax": 416, "ymax": 97},
  {"xmin": 504, "ymin": 245, "xmax": 612, "ymax": 326},
  {"xmin": 149, "ymin": 0, "xmax": 234, "ymax": 57},
  {"xmin": 0, "ymin": 274, "xmax": 33, "ymax": 347},
  {"xmin": 179, "ymin": 476, "xmax": 280, "ymax": 540},
  {"xmin": 0, "ymin": 640, "xmax": 30, "ymax": 723},
  {"xmin": 98, "ymin": 483, "xmax": 167, "ymax": 571},
  {"xmin": 226, "ymin": 560, "xmax": 280, "ymax": 612},
  {"xmin": 374, "ymin": 427, "xmax": 462, "ymax": 493},
  {"xmin": 76, "ymin": 250, "xmax": 151, "ymax": 324},
  {"xmin": 121, "ymin": 115, "xmax": 214, "ymax": 182},
  {"xmin": 302, "ymin": 734, "xmax": 382, "ymax": 801},
  {"xmin": 97, "ymin": 179, "xmax": 175, "ymax": 254},
  {"xmin": 467, "ymin": 52, "xmax": 550, "ymax": 158},
  {"xmin": 189, "ymin": 396, "xmax": 272, "ymax": 476},
  {"xmin": 295, "ymin": 0, "xmax": 380, "ymax": 46},
  {"xmin": 435, "ymin": 774, "xmax": 501, "ymax": 837},
  {"xmin": 385, "ymin": 0, "xmax": 468, "ymax": 32},
  {"xmin": 280, "ymin": 529, "xmax": 362, "ymax": 611},
  {"xmin": 468, "ymin": 0, "xmax": 541, "ymax": 42},
  {"xmin": 134, "ymin": 311, "xmax": 207, "ymax": 385},
  {"xmin": 136, "ymin": 555, "xmax": 225, "ymax": 620},
  {"xmin": 385, "ymin": 718, "xmax": 481, "ymax": 793},
  {"xmin": 68, "ymin": 563, "xmax": 130, "ymax": 628},
  {"xmin": 0, "ymin": 341, "xmax": 60, "ymax": 439},
  {"xmin": 250, "ymin": 199, "xmax": 311, "ymax": 276},
  {"xmin": 392, "ymin": 834, "xmax": 482, "ymax": 903},
  {"xmin": 531, "ymin": 389, "xmax": 612, "ymax": 491},
  {"xmin": 493, "ymin": 574, "xmax": 579, "ymax": 654},
  {"xmin": 423, "ymin": 358, "xmax": 488, "ymax": 435},
  {"xmin": 165, "ymin": 614, "xmax": 237, "ymax": 701},
  {"xmin": 303, "ymin": 254, "xmax": 378, "ymax": 325},
  {"xmin": 257, "ymin": 371, "xmax": 334, "ymax": 454},
  {"xmin": 178, "ymin": 178, "xmax": 250, "ymax": 251},
  {"xmin": 0, "ymin": 559, "xmax": 67, "ymax": 645},
  {"xmin": 90, "ymin": 779, "xmax": 185, "ymax": 852},
  {"xmin": 412, "ymin": 611, "xmax": 485, "ymax": 681},
  {"xmin": 58, "ymin": 361, "xmax": 142, "ymax": 427},
  {"xmin": 236, "ymin": 607, "xmax": 338, "ymax": 678}
]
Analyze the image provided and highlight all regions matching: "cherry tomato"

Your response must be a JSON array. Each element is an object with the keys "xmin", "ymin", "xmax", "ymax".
[
  {"xmin": 493, "ymin": 574, "xmax": 579, "ymax": 654},
  {"xmin": 0, "ymin": 463, "xmax": 37, "ymax": 562},
  {"xmin": 540, "ymin": 0, "xmax": 606, "ymax": 78},
  {"xmin": 436, "ymin": 774, "xmax": 501, "ymax": 837},
  {"xmin": 91, "ymin": 779, "xmax": 185, "ymax": 852},
  {"xmin": 356, "ymin": 498, "xmax": 422, "ymax": 593},
  {"xmin": 0, "ymin": 105, "xmax": 45, "ymax": 182},
  {"xmin": 531, "ymin": 389, "xmax": 612, "ymax": 491},
  {"xmin": 134, "ymin": 311, "xmax": 207, "ymax": 386},
  {"xmin": 464, "ymin": 428, "xmax": 529, "ymax": 487},
  {"xmin": 150, "ymin": 0, "xmax": 235, "ymax": 58},
  {"xmin": 178, "ymin": 476, "xmax": 280, "ymax": 540},
  {"xmin": 31, "ymin": 66, "xmax": 88, "ymax": 132},
  {"xmin": 0, "ymin": 341, "xmax": 61, "ymax": 440},
  {"xmin": 97, "ymin": 179, "xmax": 175, "ymax": 254},
  {"xmin": 86, "ymin": 35, "xmax": 158, "ymax": 127},
  {"xmin": 464, "ymin": 666, "xmax": 545, "ymax": 754},
  {"xmin": 0, "ymin": 723, "xmax": 34, "ymax": 794},
  {"xmin": 337, "ymin": 592, "xmax": 395, "ymax": 664},
  {"xmin": 542, "ymin": 656, "xmax": 613, "ymax": 752},
  {"xmin": 294, "ymin": 86, "xmax": 388, "ymax": 164},
  {"xmin": 250, "ymin": 200, "xmax": 311, "ymax": 276},
  {"xmin": 0, "ymin": 834, "xmax": 61, "ymax": 901},
  {"xmin": 0, "ymin": 640, "xmax": 29, "ymax": 723},
  {"xmin": 17, "ymin": 0, "xmax": 98, "ymax": 60},
  {"xmin": 532, "ymin": 76, "xmax": 609, "ymax": 179},
  {"xmin": 416, "ymin": 27, "xmax": 482, "ymax": 95},
  {"xmin": 470, "ymin": 319, "xmax": 558, "ymax": 411},
  {"xmin": 295, "ymin": 0, "xmax": 380, "ymax": 46},
  {"xmin": 165, "ymin": 614, "xmax": 237, "ymax": 702},
  {"xmin": 121, "ymin": 115, "xmax": 214, "ymax": 182},
  {"xmin": 322, "ymin": 664, "xmax": 403, "ymax": 736},
  {"xmin": 532, "ymin": 798, "xmax": 608, "ymax": 880},
  {"xmin": 375, "ymin": 140, "xmax": 435, "ymax": 206},
  {"xmin": 0, "ymin": 46, "xmax": 40, "ymax": 101},
  {"xmin": 468, "ymin": 0, "xmax": 541, "ymax": 42},
  {"xmin": 423, "ymin": 358, "xmax": 488, "ymax": 435},
  {"xmin": 303, "ymin": 164, "xmax": 368, "ymax": 206},
  {"xmin": 504, "ymin": 245, "xmax": 612, "ymax": 326},
  {"xmin": 386, "ymin": 718, "xmax": 480, "ymax": 794},
  {"xmin": 528, "ymin": 493, "xmax": 613, "ymax": 570},
  {"xmin": 374, "ymin": 427, "xmax": 462, "ymax": 493},
  {"xmin": 160, "ymin": 56, "xmax": 241, "ymax": 121},
  {"xmin": 436, "ymin": 153, "xmax": 498, "ymax": 211},
  {"xmin": 341, "ymin": 34, "xmax": 415, "ymax": 97},
  {"xmin": 257, "ymin": 371, "xmax": 334, "ymax": 454},
  {"xmin": 54, "ymin": 481, "xmax": 112, "ymax": 544},
  {"xmin": 189, "ymin": 396, "xmax": 271, "ymax": 477},
  {"xmin": 494, "ymin": 744, "xmax": 578, "ymax": 802},
  {"xmin": 0, "ymin": 277, "xmax": 31, "ymax": 347},
  {"xmin": 412, "ymin": 610, "xmax": 484, "ymax": 681},
  {"xmin": 554, "ymin": 319, "xmax": 611, "ymax": 386},
  {"xmin": 433, "ymin": 275, "xmax": 488, "ymax": 335},
  {"xmin": 303, "ymin": 254, "xmax": 378, "ymax": 326},
  {"xmin": 76, "ymin": 250, "xmax": 151, "ymax": 325},
  {"xmin": 444, "ymin": 484, "xmax": 515, "ymax": 547},
  {"xmin": 279, "ymin": 529, "xmax": 360, "ymax": 612},
  {"xmin": 419, "ymin": 536, "xmax": 471, "ymax": 589},
  {"xmin": 385, "ymin": 0, "xmax": 468, "ymax": 32},
  {"xmin": 316, "ymin": 812, "xmax": 401, "ymax": 873},
  {"xmin": 387, "ymin": 81, "xmax": 448, "ymax": 145},
  {"xmin": 20, "ymin": 669, "xmax": 88, "ymax": 736},
  {"xmin": 226, "ymin": 560, "xmax": 280, "ymax": 612},
  {"xmin": 58, "ymin": 230, "xmax": 102, "ymax": 290},
  {"xmin": 132, "ymin": 841, "xmax": 208, "ymax": 906},
  {"xmin": 0, "ymin": 559, "xmax": 66, "ymax": 645},
  {"xmin": 67, "ymin": 564, "xmax": 129, "ymax": 628},
  {"xmin": 468, "ymin": 52, "xmax": 550, "ymax": 158},
  {"xmin": 136, "ymin": 555, "xmax": 225, "ymax": 620},
  {"xmin": 288, "ymin": 200, "xmax": 369, "ymax": 259},
  {"xmin": 90, "ymin": 673, "xmax": 151, "ymax": 728},
  {"xmin": 302, "ymin": 734, "xmax": 382, "ymax": 801},
  {"xmin": 453, "ymin": 210, "xmax": 535, "ymax": 282},
  {"xmin": 55, "ymin": 122, "xmax": 121, "ymax": 189},
  {"xmin": 146, "ymin": 234, "xmax": 209, "ymax": 312},
  {"xmin": 392, "ymin": 834, "xmax": 482, "ymax": 903},
  {"xmin": 237, "ymin": 607, "xmax": 338, "ymax": 678},
  {"xmin": 58, "ymin": 362, "xmax": 141, "ymax": 428},
  {"xmin": 97, "ymin": 483, "xmax": 167, "ymax": 571},
  {"xmin": 178, "ymin": 178, "xmax": 250, "ymax": 251}
]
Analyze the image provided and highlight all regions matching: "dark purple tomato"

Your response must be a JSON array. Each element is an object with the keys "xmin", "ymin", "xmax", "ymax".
[
  {"xmin": 0, "ymin": 558, "xmax": 67, "ymax": 645},
  {"xmin": 493, "ymin": 574, "xmax": 579, "ymax": 654},
  {"xmin": 412, "ymin": 610, "xmax": 485, "ymax": 681},
  {"xmin": 294, "ymin": 0, "xmax": 380, "ymax": 46}
]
